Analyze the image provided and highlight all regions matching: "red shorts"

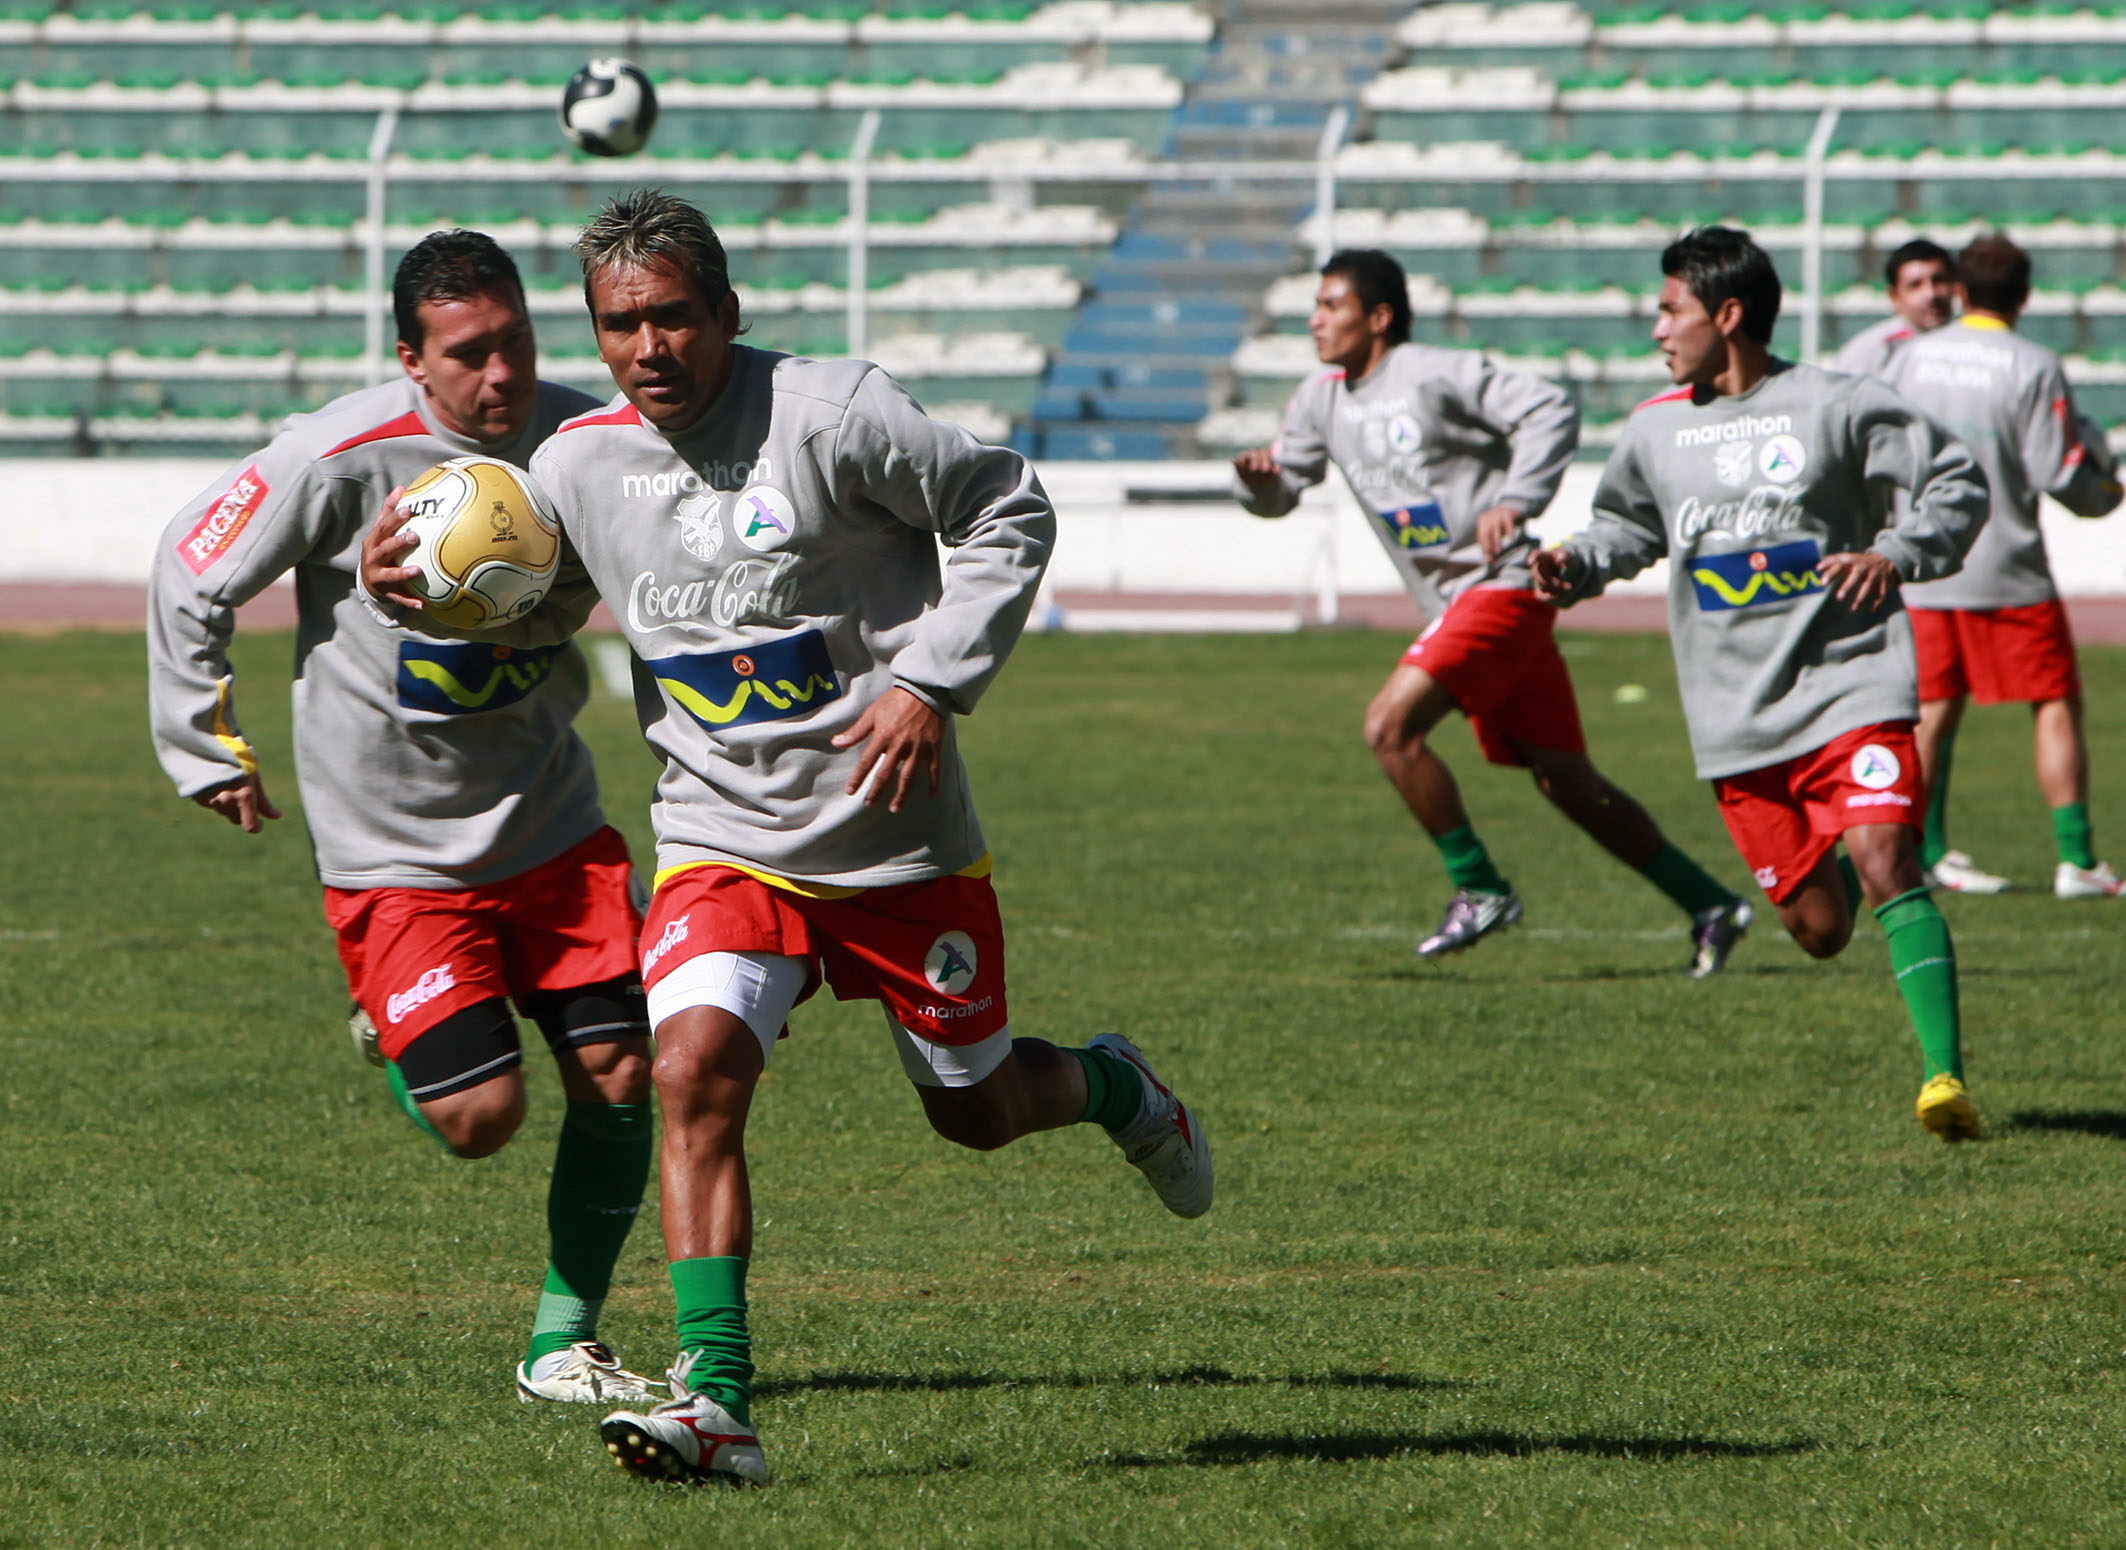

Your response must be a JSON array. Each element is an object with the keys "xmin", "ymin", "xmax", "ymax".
[
  {"xmin": 1401, "ymin": 587, "xmax": 1587, "ymax": 767},
  {"xmin": 1911, "ymin": 601, "xmax": 2080, "ymax": 705},
  {"xmin": 323, "ymin": 826, "xmax": 643, "ymax": 1063},
  {"xmin": 640, "ymin": 865, "xmax": 1009, "ymax": 1047},
  {"xmin": 1712, "ymin": 723, "xmax": 1924, "ymax": 903}
]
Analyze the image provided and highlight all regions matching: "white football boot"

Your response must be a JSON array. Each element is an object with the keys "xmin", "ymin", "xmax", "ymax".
[
  {"xmin": 2055, "ymin": 860, "xmax": 2125, "ymax": 899},
  {"xmin": 348, "ymin": 1002, "xmax": 384, "ymax": 1067},
  {"xmin": 1928, "ymin": 850, "xmax": 2011, "ymax": 895},
  {"xmin": 599, "ymin": 1353, "xmax": 768, "ymax": 1486},
  {"xmin": 516, "ymin": 1340, "xmax": 665, "ymax": 1406},
  {"xmin": 1089, "ymin": 1033, "xmax": 1214, "ymax": 1219},
  {"xmin": 1414, "ymin": 887, "xmax": 1523, "ymax": 960}
]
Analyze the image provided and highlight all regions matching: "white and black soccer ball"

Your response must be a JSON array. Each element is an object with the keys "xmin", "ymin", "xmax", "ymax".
[{"xmin": 560, "ymin": 58, "xmax": 658, "ymax": 157}]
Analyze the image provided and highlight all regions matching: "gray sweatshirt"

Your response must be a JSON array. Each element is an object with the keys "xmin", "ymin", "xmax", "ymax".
[
  {"xmin": 1879, "ymin": 317, "xmax": 2123, "ymax": 608},
  {"xmin": 148, "ymin": 376, "xmax": 608, "ymax": 889},
  {"xmin": 1234, "ymin": 342, "xmax": 1579, "ymax": 618},
  {"xmin": 1833, "ymin": 314, "xmax": 1922, "ymax": 379},
  {"xmin": 499, "ymin": 346, "xmax": 1053, "ymax": 887},
  {"xmin": 1551, "ymin": 362, "xmax": 1988, "ymax": 779}
]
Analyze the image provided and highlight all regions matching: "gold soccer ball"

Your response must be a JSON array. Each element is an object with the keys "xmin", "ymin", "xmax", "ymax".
[{"xmin": 396, "ymin": 456, "xmax": 562, "ymax": 631}]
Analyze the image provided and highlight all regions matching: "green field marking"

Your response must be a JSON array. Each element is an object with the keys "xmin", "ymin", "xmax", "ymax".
[{"xmin": 4, "ymin": 629, "xmax": 2126, "ymax": 1544}]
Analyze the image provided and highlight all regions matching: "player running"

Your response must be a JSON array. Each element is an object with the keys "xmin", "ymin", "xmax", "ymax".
[
  {"xmin": 361, "ymin": 190, "xmax": 1213, "ymax": 1487},
  {"xmin": 1878, "ymin": 233, "xmax": 2125, "ymax": 898},
  {"xmin": 1532, "ymin": 226, "xmax": 1990, "ymax": 1141},
  {"xmin": 148, "ymin": 230, "xmax": 664, "ymax": 1407},
  {"xmin": 1834, "ymin": 237, "xmax": 1958, "ymax": 378},
  {"xmin": 1234, "ymin": 247, "xmax": 1752, "ymax": 972}
]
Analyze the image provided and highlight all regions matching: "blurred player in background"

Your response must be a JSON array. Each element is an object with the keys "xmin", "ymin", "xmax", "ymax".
[
  {"xmin": 363, "ymin": 190, "xmax": 1213, "ymax": 1487},
  {"xmin": 1533, "ymin": 226, "xmax": 1990, "ymax": 1141},
  {"xmin": 148, "ymin": 230, "xmax": 664, "ymax": 1408},
  {"xmin": 1234, "ymin": 248, "xmax": 1752, "ymax": 973},
  {"xmin": 1835, "ymin": 238, "xmax": 1958, "ymax": 378},
  {"xmin": 1880, "ymin": 233, "xmax": 2126, "ymax": 897}
]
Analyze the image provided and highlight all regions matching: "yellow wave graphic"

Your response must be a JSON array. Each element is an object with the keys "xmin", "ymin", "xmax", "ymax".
[
  {"xmin": 1689, "ymin": 567, "xmax": 1824, "ymax": 606},
  {"xmin": 659, "ymin": 673, "xmax": 838, "ymax": 726},
  {"xmin": 404, "ymin": 658, "xmax": 509, "ymax": 708}
]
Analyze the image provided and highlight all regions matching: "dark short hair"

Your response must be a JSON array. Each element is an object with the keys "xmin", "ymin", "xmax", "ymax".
[
  {"xmin": 576, "ymin": 187, "xmax": 735, "ymax": 313},
  {"xmin": 1661, "ymin": 225, "xmax": 1781, "ymax": 345},
  {"xmin": 392, "ymin": 229, "xmax": 526, "ymax": 349},
  {"xmin": 1884, "ymin": 237, "xmax": 1954, "ymax": 289},
  {"xmin": 1321, "ymin": 248, "xmax": 1412, "ymax": 345},
  {"xmin": 1958, "ymin": 233, "xmax": 2032, "ymax": 315}
]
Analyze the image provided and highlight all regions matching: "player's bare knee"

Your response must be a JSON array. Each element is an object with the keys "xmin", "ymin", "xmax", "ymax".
[
  {"xmin": 430, "ymin": 1082, "xmax": 527, "ymax": 1159},
  {"xmin": 922, "ymin": 1091, "xmax": 1016, "ymax": 1151},
  {"xmin": 568, "ymin": 1037, "xmax": 653, "ymax": 1104}
]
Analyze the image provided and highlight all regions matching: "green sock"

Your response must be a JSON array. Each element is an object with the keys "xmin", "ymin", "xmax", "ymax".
[
  {"xmin": 2053, "ymin": 802, "xmax": 2097, "ymax": 870},
  {"xmin": 671, "ymin": 1256, "xmax": 753, "ymax": 1425},
  {"xmin": 1069, "ymin": 1045, "xmax": 1143, "ymax": 1132},
  {"xmin": 1433, "ymin": 822, "xmax": 1510, "ymax": 895},
  {"xmin": 1638, "ymin": 841, "xmax": 1737, "ymax": 916},
  {"xmin": 384, "ymin": 1061, "xmax": 450, "ymax": 1151},
  {"xmin": 525, "ymin": 1101, "xmax": 653, "ymax": 1370},
  {"xmin": 1837, "ymin": 853, "xmax": 1863, "ymax": 914},
  {"xmin": 1875, "ymin": 887, "xmax": 1963, "ymax": 1082},
  {"xmin": 1922, "ymin": 730, "xmax": 1955, "ymax": 869}
]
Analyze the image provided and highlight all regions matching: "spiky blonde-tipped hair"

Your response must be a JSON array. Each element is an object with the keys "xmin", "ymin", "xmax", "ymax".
[{"xmin": 575, "ymin": 187, "xmax": 735, "ymax": 311}]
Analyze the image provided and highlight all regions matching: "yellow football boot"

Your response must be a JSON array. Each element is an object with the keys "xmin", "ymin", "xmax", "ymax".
[{"xmin": 1916, "ymin": 1073, "xmax": 1983, "ymax": 1142}]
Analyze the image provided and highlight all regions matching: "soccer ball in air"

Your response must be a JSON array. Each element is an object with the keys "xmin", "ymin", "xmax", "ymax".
[
  {"xmin": 560, "ymin": 58, "xmax": 658, "ymax": 157},
  {"xmin": 396, "ymin": 456, "xmax": 562, "ymax": 630}
]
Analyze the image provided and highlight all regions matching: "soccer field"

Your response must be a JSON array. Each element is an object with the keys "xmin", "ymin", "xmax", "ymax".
[{"xmin": 6, "ymin": 626, "xmax": 2126, "ymax": 1546}]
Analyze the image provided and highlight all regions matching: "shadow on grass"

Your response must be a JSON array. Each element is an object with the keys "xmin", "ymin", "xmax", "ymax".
[
  {"xmin": 2003, "ymin": 1109, "xmax": 2126, "ymax": 1140},
  {"xmin": 758, "ymin": 1364, "xmax": 1470, "ymax": 1399},
  {"xmin": 1103, "ymin": 1430, "xmax": 1820, "ymax": 1468},
  {"xmin": 1360, "ymin": 963, "xmax": 1816, "ymax": 985}
]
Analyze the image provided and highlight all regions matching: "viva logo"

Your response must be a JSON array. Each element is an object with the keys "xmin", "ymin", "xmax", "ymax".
[
  {"xmin": 1689, "ymin": 538, "xmax": 1826, "ymax": 612},
  {"xmin": 649, "ymin": 628, "xmax": 842, "ymax": 731},
  {"xmin": 1375, "ymin": 499, "xmax": 1450, "ymax": 550},
  {"xmin": 396, "ymin": 641, "xmax": 568, "ymax": 714}
]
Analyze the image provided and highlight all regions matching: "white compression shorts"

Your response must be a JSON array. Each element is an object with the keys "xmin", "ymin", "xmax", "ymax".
[{"xmin": 646, "ymin": 950, "xmax": 1014, "ymax": 1088}]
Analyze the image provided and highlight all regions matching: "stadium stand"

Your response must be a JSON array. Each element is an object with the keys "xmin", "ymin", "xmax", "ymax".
[
  {"xmin": 0, "ymin": 0, "xmax": 1207, "ymax": 454},
  {"xmin": 1212, "ymin": 1, "xmax": 2126, "ymax": 453},
  {"xmin": 9, "ymin": 2, "xmax": 2126, "ymax": 459}
]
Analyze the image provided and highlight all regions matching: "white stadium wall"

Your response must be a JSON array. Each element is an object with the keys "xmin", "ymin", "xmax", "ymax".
[{"xmin": 5, "ymin": 458, "xmax": 2124, "ymax": 604}]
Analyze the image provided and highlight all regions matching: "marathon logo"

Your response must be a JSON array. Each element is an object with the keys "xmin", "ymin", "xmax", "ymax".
[
  {"xmin": 396, "ymin": 641, "xmax": 568, "ymax": 715},
  {"xmin": 386, "ymin": 963, "xmax": 456, "ymax": 1026},
  {"xmin": 917, "ymin": 995, "xmax": 996, "ymax": 1022},
  {"xmin": 178, "ymin": 464, "xmax": 269, "ymax": 575},
  {"xmin": 648, "ymin": 629, "xmax": 841, "ymax": 733},
  {"xmin": 621, "ymin": 458, "xmax": 774, "ymax": 498},
  {"xmin": 1673, "ymin": 413, "xmax": 1792, "ymax": 448},
  {"xmin": 1847, "ymin": 790, "xmax": 1914, "ymax": 808},
  {"xmin": 1688, "ymin": 538, "xmax": 1825, "ymax": 612},
  {"xmin": 1373, "ymin": 499, "xmax": 1451, "ymax": 550}
]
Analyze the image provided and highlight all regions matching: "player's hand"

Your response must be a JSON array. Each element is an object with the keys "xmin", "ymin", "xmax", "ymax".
[
  {"xmin": 1528, "ymin": 546, "xmax": 1580, "ymax": 601},
  {"xmin": 1476, "ymin": 503, "xmax": 1525, "ymax": 562},
  {"xmin": 1820, "ymin": 550, "xmax": 1898, "ymax": 613},
  {"xmin": 359, "ymin": 484, "xmax": 425, "ymax": 613},
  {"xmin": 193, "ymin": 770, "xmax": 282, "ymax": 834},
  {"xmin": 1232, "ymin": 446, "xmax": 1283, "ymax": 492},
  {"xmin": 834, "ymin": 686, "xmax": 944, "ymax": 813}
]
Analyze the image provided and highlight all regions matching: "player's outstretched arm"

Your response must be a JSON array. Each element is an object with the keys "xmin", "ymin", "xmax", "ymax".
[
  {"xmin": 1232, "ymin": 376, "xmax": 1332, "ymax": 518},
  {"xmin": 2032, "ymin": 369, "xmax": 2126, "ymax": 518},
  {"xmin": 1854, "ymin": 377, "xmax": 1989, "ymax": 585},
  {"xmin": 1537, "ymin": 434, "xmax": 1667, "ymax": 604}
]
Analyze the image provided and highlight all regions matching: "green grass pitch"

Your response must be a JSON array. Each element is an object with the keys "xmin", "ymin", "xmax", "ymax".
[{"xmin": 4, "ymin": 626, "xmax": 2126, "ymax": 1546}]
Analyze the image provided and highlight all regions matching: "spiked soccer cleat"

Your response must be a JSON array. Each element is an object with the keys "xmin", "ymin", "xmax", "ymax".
[
  {"xmin": 517, "ymin": 1340, "xmax": 665, "ymax": 1406},
  {"xmin": 348, "ymin": 1002, "xmax": 384, "ymax": 1067},
  {"xmin": 1915, "ymin": 1074, "xmax": 1983, "ymax": 1142},
  {"xmin": 1088, "ymin": 1032, "xmax": 1213, "ymax": 1219},
  {"xmin": 2055, "ymin": 860, "xmax": 2124, "ymax": 900},
  {"xmin": 1686, "ymin": 898, "xmax": 1753, "ymax": 978},
  {"xmin": 1415, "ymin": 887, "xmax": 1522, "ymax": 961},
  {"xmin": 1928, "ymin": 850, "xmax": 2011, "ymax": 895},
  {"xmin": 599, "ymin": 1355, "xmax": 767, "ymax": 1486}
]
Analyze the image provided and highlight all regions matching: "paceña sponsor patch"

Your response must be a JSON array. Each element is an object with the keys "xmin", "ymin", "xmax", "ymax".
[
  {"xmin": 1688, "ymin": 538, "xmax": 1825, "ymax": 611},
  {"xmin": 179, "ymin": 464, "xmax": 269, "ymax": 575}
]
